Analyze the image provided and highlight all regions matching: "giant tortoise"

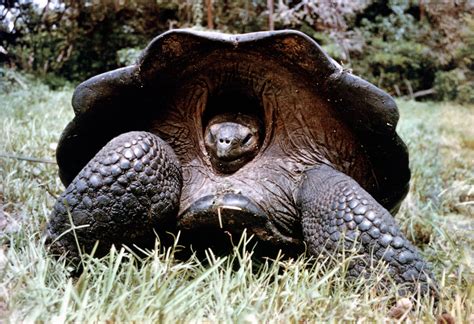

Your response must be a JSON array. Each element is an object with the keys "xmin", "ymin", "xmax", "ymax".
[{"xmin": 47, "ymin": 29, "xmax": 436, "ymax": 294}]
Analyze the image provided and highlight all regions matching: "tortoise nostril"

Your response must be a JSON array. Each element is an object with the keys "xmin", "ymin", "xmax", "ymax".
[{"xmin": 219, "ymin": 138, "xmax": 231, "ymax": 145}]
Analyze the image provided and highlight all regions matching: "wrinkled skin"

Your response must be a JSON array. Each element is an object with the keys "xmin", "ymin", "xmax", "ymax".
[{"xmin": 47, "ymin": 30, "xmax": 437, "ymax": 297}]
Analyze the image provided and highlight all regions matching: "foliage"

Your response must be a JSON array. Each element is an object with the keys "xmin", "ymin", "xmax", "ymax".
[
  {"xmin": 434, "ymin": 69, "xmax": 470, "ymax": 103},
  {"xmin": 457, "ymin": 82, "xmax": 474, "ymax": 105},
  {"xmin": 355, "ymin": 0, "xmax": 472, "ymax": 98},
  {"xmin": 116, "ymin": 47, "xmax": 141, "ymax": 67},
  {"xmin": 212, "ymin": 0, "xmax": 267, "ymax": 33},
  {"xmin": 348, "ymin": 2, "xmax": 426, "ymax": 95},
  {"xmin": 1, "ymin": 79, "xmax": 473, "ymax": 321},
  {"xmin": 275, "ymin": 0, "xmax": 473, "ymax": 99},
  {"xmin": 274, "ymin": 0, "xmax": 367, "ymax": 61},
  {"xmin": 353, "ymin": 38, "xmax": 436, "ymax": 95},
  {"xmin": 0, "ymin": 67, "xmax": 27, "ymax": 92},
  {"xmin": 433, "ymin": 14, "xmax": 474, "ymax": 104},
  {"xmin": 158, "ymin": 0, "xmax": 268, "ymax": 32},
  {"xmin": 0, "ymin": 0, "xmax": 473, "ymax": 99},
  {"xmin": 1, "ymin": 1, "xmax": 172, "ymax": 81}
]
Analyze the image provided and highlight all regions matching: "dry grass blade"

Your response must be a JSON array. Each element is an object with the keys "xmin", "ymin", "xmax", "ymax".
[{"xmin": 0, "ymin": 152, "xmax": 56, "ymax": 164}]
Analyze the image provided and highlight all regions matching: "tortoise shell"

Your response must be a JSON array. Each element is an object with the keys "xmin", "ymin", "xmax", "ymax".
[{"xmin": 56, "ymin": 29, "xmax": 409, "ymax": 217}]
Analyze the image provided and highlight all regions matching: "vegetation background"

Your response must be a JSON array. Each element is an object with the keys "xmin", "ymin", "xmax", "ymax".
[
  {"xmin": 1, "ymin": 0, "xmax": 473, "ymax": 102},
  {"xmin": 0, "ymin": 0, "xmax": 473, "ymax": 321}
]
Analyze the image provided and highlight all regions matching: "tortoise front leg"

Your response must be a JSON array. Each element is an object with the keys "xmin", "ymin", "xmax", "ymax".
[
  {"xmin": 47, "ymin": 131, "xmax": 182, "ymax": 262},
  {"xmin": 297, "ymin": 165, "xmax": 436, "ymax": 296}
]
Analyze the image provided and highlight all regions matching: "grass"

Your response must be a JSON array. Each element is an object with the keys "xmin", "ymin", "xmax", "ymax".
[{"xmin": 0, "ymin": 77, "xmax": 473, "ymax": 322}]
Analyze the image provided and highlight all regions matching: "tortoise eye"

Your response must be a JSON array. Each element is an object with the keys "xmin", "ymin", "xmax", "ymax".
[{"xmin": 242, "ymin": 133, "xmax": 253, "ymax": 145}]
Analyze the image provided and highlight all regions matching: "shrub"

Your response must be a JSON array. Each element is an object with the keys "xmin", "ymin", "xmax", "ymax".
[
  {"xmin": 437, "ymin": 14, "xmax": 474, "ymax": 104},
  {"xmin": 353, "ymin": 38, "xmax": 437, "ymax": 95},
  {"xmin": 457, "ymin": 82, "xmax": 474, "ymax": 104},
  {"xmin": 0, "ymin": 67, "xmax": 28, "ymax": 92},
  {"xmin": 117, "ymin": 48, "xmax": 142, "ymax": 66},
  {"xmin": 434, "ymin": 69, "xmax": 466, "ymax": 102}
]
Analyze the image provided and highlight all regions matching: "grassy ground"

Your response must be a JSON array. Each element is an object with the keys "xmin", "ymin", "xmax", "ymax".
[{"xmin": 0, "ymin": 78, "xmax": 473, "ymax": 322}]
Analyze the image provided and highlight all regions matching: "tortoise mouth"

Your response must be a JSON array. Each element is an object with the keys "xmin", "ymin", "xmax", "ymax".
[
  {"xmin": 178, "ymin": 193, "xmax": 274, "ymax": 238},
  {"xmin": 177, "ymin": 194, "xmax": 304, "ymax": 257}
]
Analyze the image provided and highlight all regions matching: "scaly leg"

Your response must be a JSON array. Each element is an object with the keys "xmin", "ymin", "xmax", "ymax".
[
  {"xmin": 47, "ymin": 131, "xmax": 182, "ymax": 261},
  {"xmin": 297, "ymin": 165, "xmax": 436, "ymax": 295}
]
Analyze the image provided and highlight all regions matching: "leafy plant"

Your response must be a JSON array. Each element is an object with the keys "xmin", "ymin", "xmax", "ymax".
[
  {"xmin": 433, "ymin": 14, "xmax": 474, "ymax": 104},
  {"xmin": 1, "ymin": 0, "xmax": 472, "ymax": 101},
  {"xmin": 116, "ymin": 47, "xmax": 142, "ymax": 67}
]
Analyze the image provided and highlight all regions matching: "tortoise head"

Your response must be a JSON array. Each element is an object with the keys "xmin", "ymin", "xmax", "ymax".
[{"xmin": 204, "ymin": 112, "xmax": 262, "ymax": 174}]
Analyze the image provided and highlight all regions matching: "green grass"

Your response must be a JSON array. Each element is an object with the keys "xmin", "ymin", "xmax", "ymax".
[{"xmin": 0, "ymin": 78, "xmax": 473, "ymax": 322}]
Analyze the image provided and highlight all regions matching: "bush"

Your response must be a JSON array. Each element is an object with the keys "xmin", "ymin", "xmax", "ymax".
[
  {"xmin": 434, "ymin": 69, "xmax": 474, "ymax": 104},
  {"xmin": 1, "ymin": 0, "xmax": 472, "ymax": 102},
  {"xmin": 0, "ymin": 67, "xmax": 28, "ymax": 92},
  {"xmin": 457, "ymin": 82, "xmax": 474, "ymax": 104},
  {"xmin": 117, "ymin": 48, "xmax": 142, "ymax": 67},
  {"xmin": 436, "ymin": 13, "xmax": 474, "ymax": 104},
  {"xmin": 346, "ymin": 1, "xmax": 473, "ymax": 99},
  {"xmin": 1, "ymin": 1, "xmax": 171, "ymax": 82},
  {"xmin": 434, "ymin": 69, "xmax": 465, "ymax": 102},
  {"xmin": 41, "ymin": 73, "xmax": 71, "ymax": 90},
  {"xmin": 353, "ymin": 38, "xmax": 437, "ymax": 95},
  {"xmin": 347, "ymin": 1, "xmax": 438, "ymax": 96}
]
